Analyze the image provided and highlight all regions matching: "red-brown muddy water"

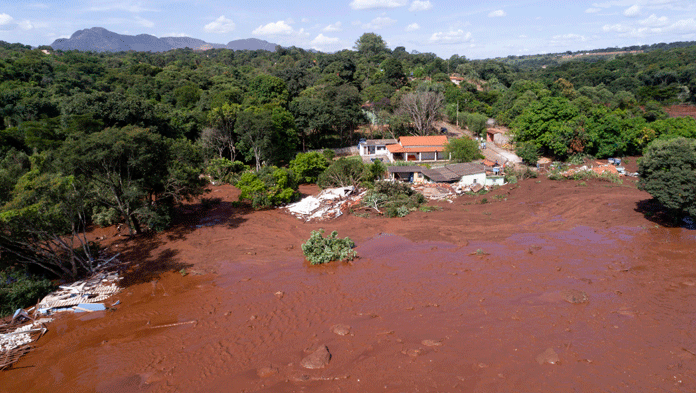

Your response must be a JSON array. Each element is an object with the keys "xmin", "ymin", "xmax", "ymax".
[{"xmin": 2, "ymin": 180, "xmax": 696, "ymax": 392}]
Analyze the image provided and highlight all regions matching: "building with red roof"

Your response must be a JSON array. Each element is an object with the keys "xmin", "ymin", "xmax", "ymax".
[{"xmin": 386, "ymin": 135, "xmax": 449, "ymax": 163}]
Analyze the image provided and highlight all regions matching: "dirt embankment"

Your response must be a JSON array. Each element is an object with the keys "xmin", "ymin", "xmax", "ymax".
[{"xmin": 2, "ymin": 177, "xmax": 696, "ymax": 392}]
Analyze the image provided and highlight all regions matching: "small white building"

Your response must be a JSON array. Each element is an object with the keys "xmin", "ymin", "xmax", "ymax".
[{"xmin": 358, "ymin": 139, "xmax": 397, "ymax": 159}]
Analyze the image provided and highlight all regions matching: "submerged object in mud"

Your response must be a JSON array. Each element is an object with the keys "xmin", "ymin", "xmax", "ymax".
[
  {"xmin": 536, "ymin": 348, "xmax": 560, "ymax": 365},
  {"xmin": 561, "ymin": 289, "xmax": 589, "ymax": 304},
  {"xmin": 300, "ymin": 345, "xmax": 331, "ymax": 369}
]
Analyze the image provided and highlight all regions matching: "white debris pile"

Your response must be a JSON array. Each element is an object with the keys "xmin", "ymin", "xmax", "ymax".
[
  {"xmin": 0, "ymin": 323, "xmax": 45, "ymax": 353},
  {"xmin": 0, "ymin": 310, "xmax": 49, "ymax": 370},
  {"xmin": 37, "ymin": 271, "xmax": 121, "ymax": 315},
  {"xmin": 412, "ymin": 183, "xmax": 488, "ymax": 200},
  {"xmin": 284, "ymin": 186, "xmax": 364, "ymax": 221}
]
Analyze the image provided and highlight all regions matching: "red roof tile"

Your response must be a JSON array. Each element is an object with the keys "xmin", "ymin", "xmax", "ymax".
[{"xmin": 398, "ymin": 135, "xmax": 448, "ymax": 147}]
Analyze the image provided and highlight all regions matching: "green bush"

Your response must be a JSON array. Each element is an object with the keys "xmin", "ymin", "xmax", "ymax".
[
  {"xmin": 515, "ymin": 142, "xmax": 541, "ymax": 165},
  {"xmin": 322, "ymin": 149, "xmax": 336, "ymax": 162},
  {"xmin": 0, "ymin": 269, "xmax": 55, "ymax": 317},
  {"xmin": 362, "ymin": 180, "xmax": 425, "ymax": 217},
  {"xmin": 317, "ymin": 158, "xmax": 366, "ymax": 188},
  {"xmin": 92, "ymin": 205, "xmax": 121, "ymax": 227},
  {"xmin": 235, "ymin": 166, "xmax": 299, "ymax": 209},
  {"xmin": 365, "ymin": 160, "xmax": 387, "ymax": 182},
  {"xmin": 444, "ymin": 137, "xmax": 483, "ymax": 163},
  {"xmin": 289, "ymin": 152, "xmax": 329, "ymax": 184},
  {"xmin": 301, "ymin": 229, "xmax": 356, "ymax": 265},
  {"xmin": 206, "ymin": 158, "xmax": 248, "ymax": 184},
  {"xmin": 639, "ymin": 137, "xmax": 696, "ymax": 217}
]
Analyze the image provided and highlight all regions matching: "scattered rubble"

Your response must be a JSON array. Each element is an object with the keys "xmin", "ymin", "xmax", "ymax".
[
  {"xmin": 1, "ymin": 269, "xmax": 122, "ymax": 371},
  {"xmin": 0, "ymin": 311, "xmax": 48, "ymax": 370},
  {"xmin": 412, "ymin": 182, "xmax": 491, "ymax": 200},
  {"xmin": 37, "ymin": 271, "xmax": 121, "ymax": 315},
  {"xmin": 559, "ymin": 159, "xmax": 637, "ymax": 178},
  {"xmin": 284, "ymin": 186, "xmax": 364, "ymax": 221}
]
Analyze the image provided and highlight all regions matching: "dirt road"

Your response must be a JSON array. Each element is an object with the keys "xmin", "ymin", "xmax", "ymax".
[{"xmin": 436, "ymin": 120, "xmax": 521, "ymax": 165}]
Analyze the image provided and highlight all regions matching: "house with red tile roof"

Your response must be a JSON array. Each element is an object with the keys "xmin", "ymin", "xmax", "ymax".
[{"xmin": 386, "ymin": 135, "xmax": 449, "ymax": 163}]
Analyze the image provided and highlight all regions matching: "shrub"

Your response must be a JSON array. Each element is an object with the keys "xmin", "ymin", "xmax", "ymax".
[
  {"xmin": 236, "ymin": 166, "xmax": 299, "ymax": 209},
  {"xmin": 362, "ymin": 180, "xmax": 425, "ymax": 217},
  {"xmin": 444, "ymin": 137, "xmax": 483, "ymax": 163},
  {"xmin": 301, "ymin": 229, "xmax": 356, "ymax": 265},
  {"xmin": 206, "ymin": 158, "xmax": 248, "ymax": 184},
  {"xmin": 322, "ymin": 149, "xmax": 336, "ymax": 162},
  {"xmin": 639, "ymin": 137, "xmax": 696, "ymax": 217},
  {"xmin": 365, "ymin": 160, "xmax": 387, "ymax": 182},
  {"xmin": 0, "ymin": 269, "xmax": 55, "ymax": 317},
  {"xmin": 317, "ymin": 158, "xmax": 366, "ymax": 188},
  {"xmin": 289, "ymin": 152, "xmax": 329, "ymax": 184},
  {"xmin": 515, "ymin": 142, "xmax": 541, "ymax": 165},
  {"xmin": 92, "ymin": 206, "xmax": 121, "ymax": 227}
]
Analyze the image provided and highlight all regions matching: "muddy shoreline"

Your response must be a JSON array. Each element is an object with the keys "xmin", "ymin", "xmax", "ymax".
[{"xmin": 2, "ymin": 177, "xmax": 695, "ymax": 392}]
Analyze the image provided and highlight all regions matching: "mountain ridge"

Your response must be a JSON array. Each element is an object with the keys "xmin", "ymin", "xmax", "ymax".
[{"xmin": 50, "ymin": 27, "xmax": 279, "ymax": 53}]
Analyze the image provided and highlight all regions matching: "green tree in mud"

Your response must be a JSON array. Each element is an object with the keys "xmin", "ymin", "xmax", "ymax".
[{"xmin": 638, "ymin": 137, "xmax": 696, "ymax": 218}]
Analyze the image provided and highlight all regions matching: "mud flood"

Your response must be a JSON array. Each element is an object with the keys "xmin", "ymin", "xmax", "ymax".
[{"xmin": 2, "ymin": 179, "xmax": 696, "ymax": 392}]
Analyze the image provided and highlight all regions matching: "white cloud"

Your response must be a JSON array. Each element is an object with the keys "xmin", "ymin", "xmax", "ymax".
[
  {"xmin": 204, "ymin": 16, "xmax": 235, "ymax": 34},
  {"xmin": 18, "ymin": 20, "xmax": 34, "ymax": 30},
  {"xmin": 166, "ymin": 32, "xmax": 189, "ymax": 37},
  {"xmin": 27, "ymin": 3, "xmax": 49, "ymax": 9},
  {"xmin": 624, "ymin": 4, "xmax": 642, "ymax": 17},
  {"xmin": 0, "ymin": 13, "xmax": 17, "ymax": 30},
  {"xmin": 640, "ymin": 14, "xmax": 669, "ymax": 27},
  {"xmin": 350, "ymin": 0, "xmax": 408, "ymax": 10},
  {"xmin": 323, "ymin": 22, "xmax": 342, "ymax": 32},
  {"xmin": 89, "ymin": 1, "xmax": 156, "ymax": 13},
  {"xmin": 312, "ymin": 34, "xmax": 340, "ymax": 45},
  {"xmin": 551, "ymin": 33, "xmax": 587, "ymax": 43},
  {"xmin": 586, "ymin": 7, "xmax": 602, "ymax": 13},
  {"xmin": 362, "ymin": 17, "xmax": 397, "ymax": 30},
  {"xmin": 430, "ymin": 29, "xmax": 472, "ymax": 44},
  {"xmin": 0, "ymin": 13, "xmax": 32, "ymax": 31},
  {"xmin": 135, "ymin": 16, "xmax": 154, "ymax": 28},
  {"xmin": 406, "ymin": 23, "xmax": 420, "ymax": 31},
  {"xmin": 409, "ymin": 1, "xmax": 433, "ymax": 11},
  {"xmin": 253, "ymin": 20, "xmax": 294, "ymax": 35},
  {"xmin": 669, "ymin": 18, "xmax": 696, "ymax": 32},
  {"xmin": 301, "ymin": 18, "xmax": 310, "ymax": 23},
  {"xmin": 488, "ymin": 10, "xmax": 506, "ymax": 17}
]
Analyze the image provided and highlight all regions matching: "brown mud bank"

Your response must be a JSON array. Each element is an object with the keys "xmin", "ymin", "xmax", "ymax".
[{"xmin": 2, "ymin": 178, "xmax": 696, "ymax": 392}]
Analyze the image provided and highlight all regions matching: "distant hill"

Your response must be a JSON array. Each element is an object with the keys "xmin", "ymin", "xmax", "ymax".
[
  {"xmin": 227, "ymin": 38, "xmax": 277, "ymax": 51},
  {"xmin": 50, "ymin": 27, "xmax": 279, "ymax": 53}
]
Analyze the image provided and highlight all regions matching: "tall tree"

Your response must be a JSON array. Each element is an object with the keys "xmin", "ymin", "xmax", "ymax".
[{"xmin": 398, "ymin": 91, "xmax": 445, "ymax": 135}]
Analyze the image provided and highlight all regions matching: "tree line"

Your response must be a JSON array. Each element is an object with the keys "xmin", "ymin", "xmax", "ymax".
[{"xmin": 1, "ymin": 32, "xmax": 696, "ymax": 290}]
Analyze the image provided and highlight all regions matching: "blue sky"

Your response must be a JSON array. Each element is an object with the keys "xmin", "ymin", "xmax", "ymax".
[{"xmin": 1, "ymin": 0, "xmax": 696, "ymax": 59}]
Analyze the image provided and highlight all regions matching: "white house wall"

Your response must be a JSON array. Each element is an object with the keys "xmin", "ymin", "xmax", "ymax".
[{"xmin": 458, "ymin": 173, "xmax": 487, "ymax": 186}]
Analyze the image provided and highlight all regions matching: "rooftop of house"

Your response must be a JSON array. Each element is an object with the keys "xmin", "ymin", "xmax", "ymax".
[
  {"xmin": 387, "ymin": 166, "xmax": 426, "ymax": 173},
  {"xmin": 362, "ymin": 139, "xmax": 397, "ymax": 146},
  {"xmin": 386, "ymin": 145, "xmax": 445, "ymax": 153},
  {"xmin": 388, "ymin": 162, "xmax": 487, "ymax": 182},
  {"xmin": 398, "ymin": 135, "xmax": 448, "ymax": 147}
]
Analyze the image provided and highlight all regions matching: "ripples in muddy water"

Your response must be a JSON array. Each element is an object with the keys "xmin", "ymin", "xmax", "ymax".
[{"xmin": 4, "ymin": 226, "xmax": 696, "ymax": 393}]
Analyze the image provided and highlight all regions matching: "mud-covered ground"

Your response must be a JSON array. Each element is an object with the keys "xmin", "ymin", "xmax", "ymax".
[{"xmin": 3, "ymin": 174, "xmax": 696, "ymax": 392}]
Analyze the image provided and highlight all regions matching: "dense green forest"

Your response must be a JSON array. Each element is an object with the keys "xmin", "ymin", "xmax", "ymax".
[{"xmin": 1, "ymin": 32, "xmax": 695, "ymax": 305}]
